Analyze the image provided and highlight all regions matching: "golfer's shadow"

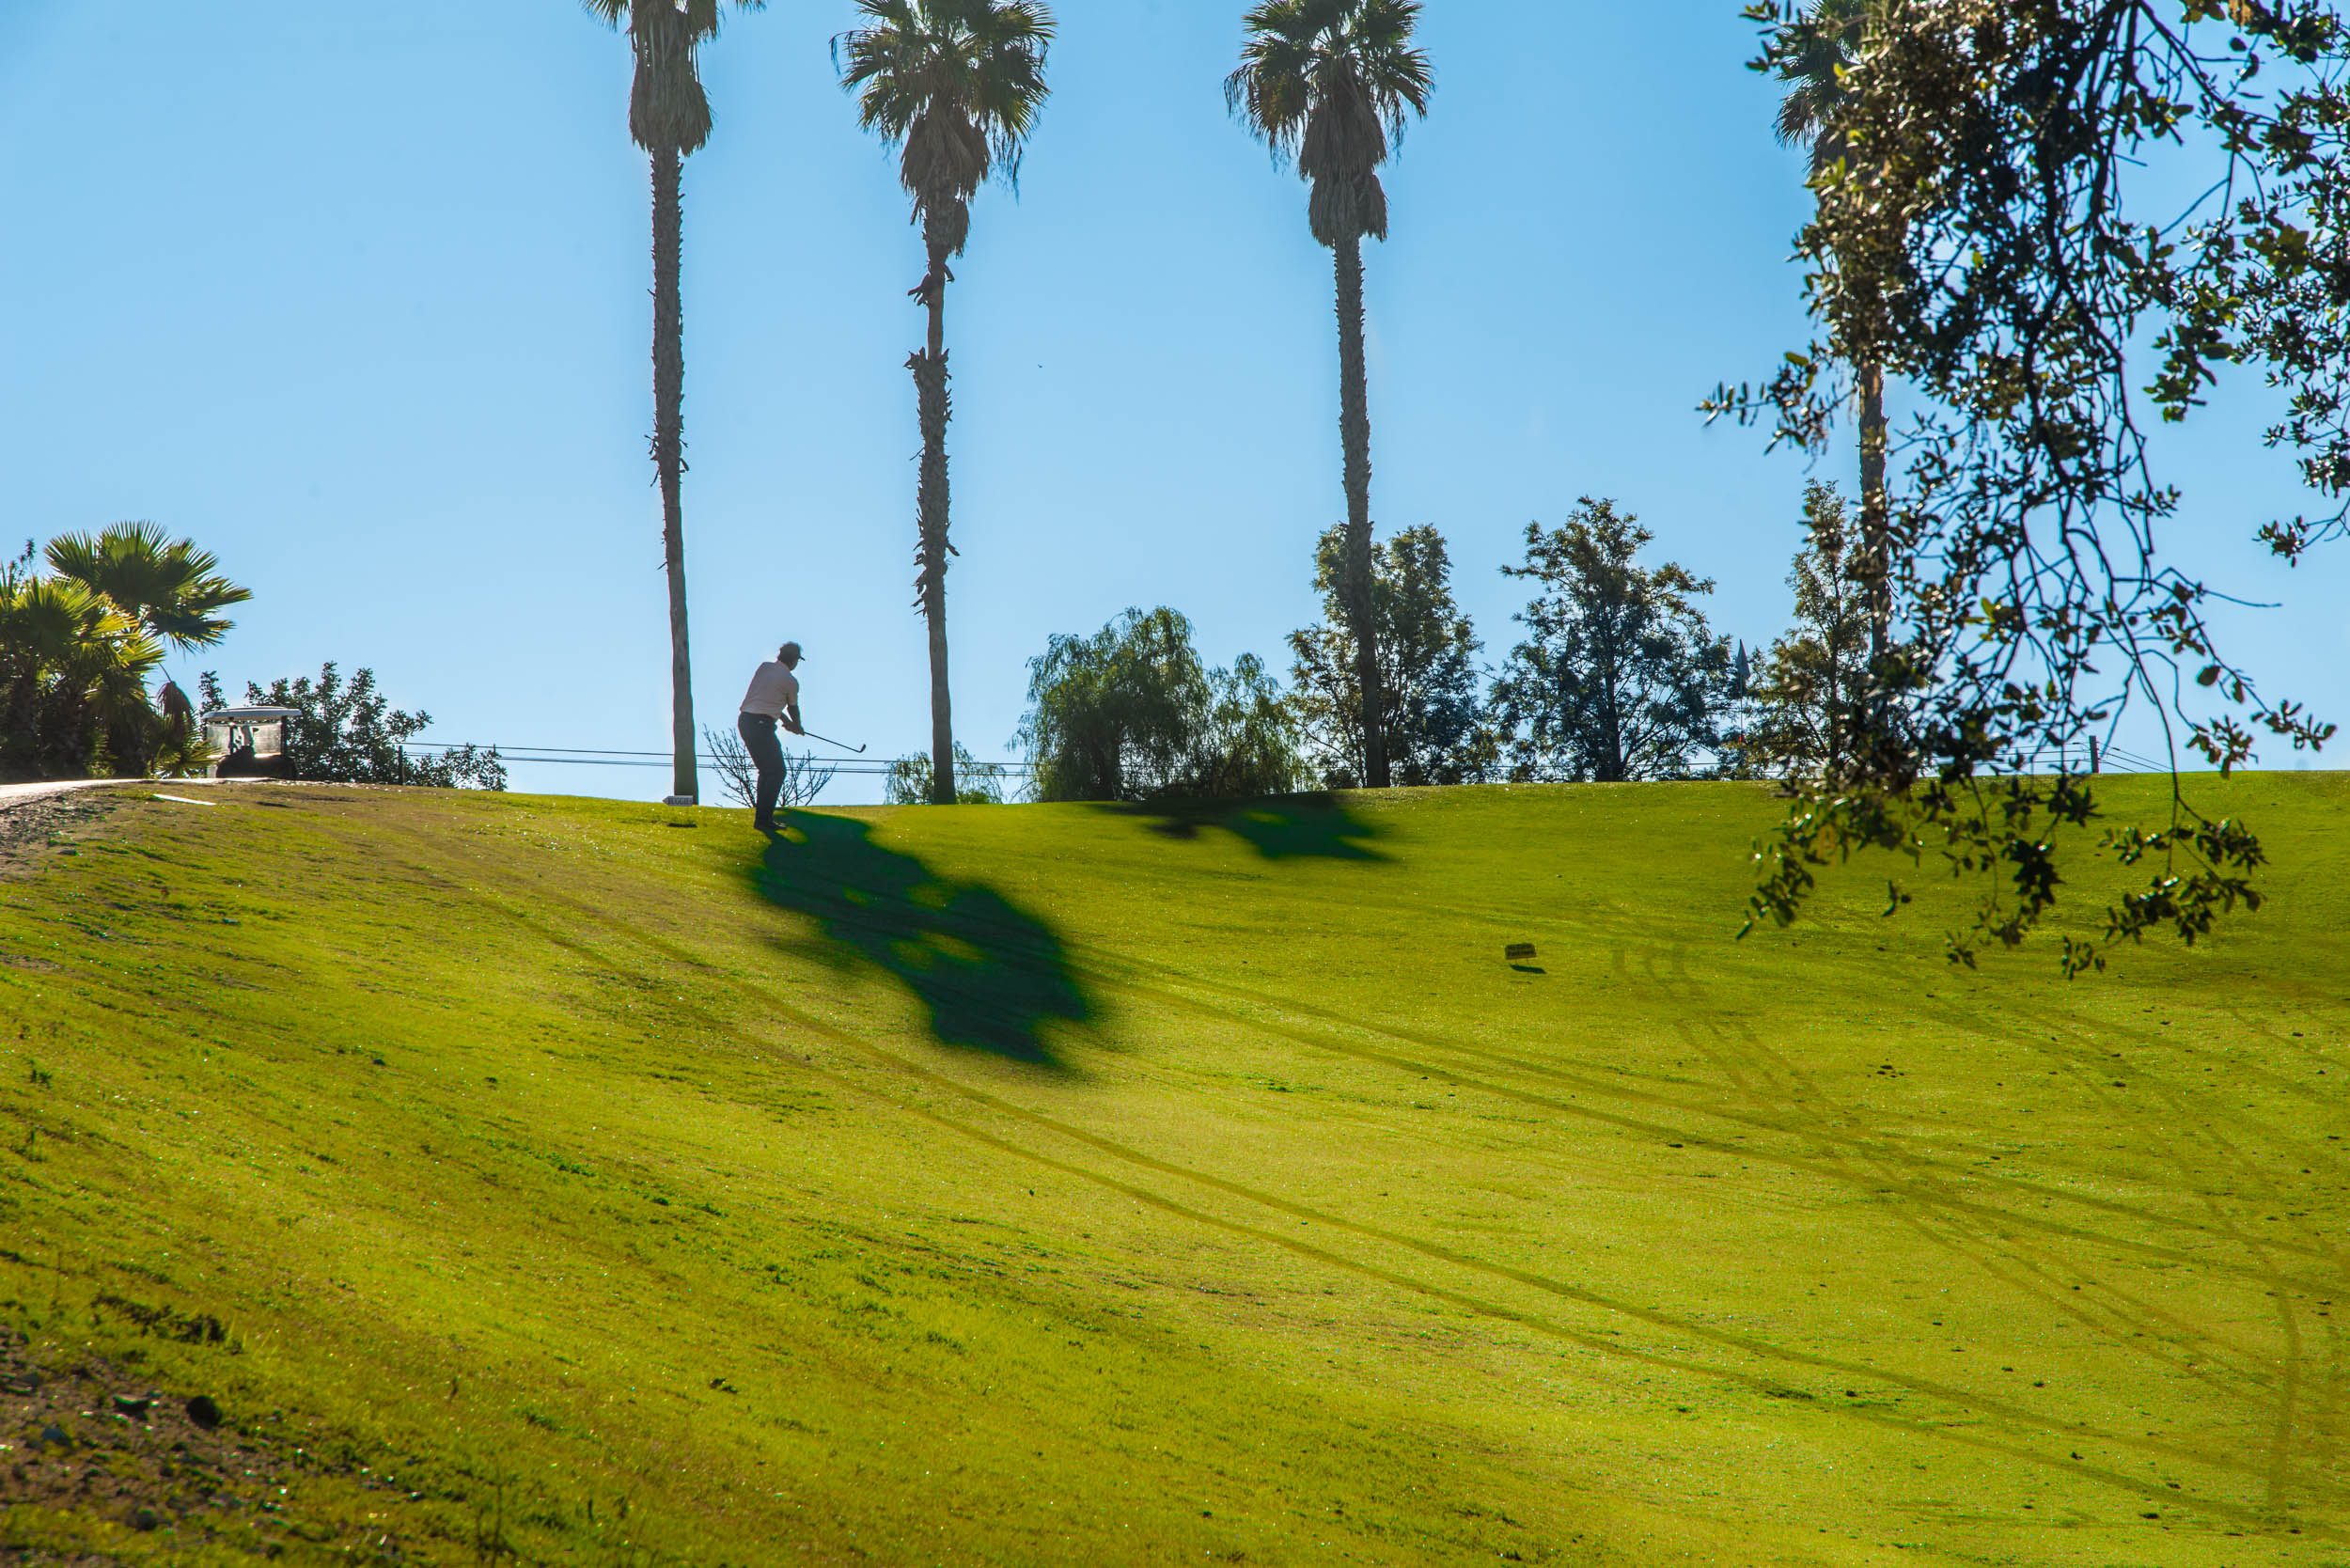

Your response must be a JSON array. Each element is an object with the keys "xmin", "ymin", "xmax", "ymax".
[
  {"xmin": 749, "ymin": 811, "xmax": 1092, "ymax": 1068},
  {"xmin": 1096, "ymin": 793, "xmax": 1385, "ymax": 862}
]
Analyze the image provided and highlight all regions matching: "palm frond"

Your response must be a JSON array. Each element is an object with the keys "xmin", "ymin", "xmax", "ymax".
[
  {"xmin": 1771, "ymin": 0, "xmax": 1869, "ymax": 172},
  {"xmin": 586, "ymin": 0, "xmax": 763, "ymax": 156},
  {"xmin": 43, "ymin": 521, "xmax": 250, "ymax": 651},
  {"xmin": 1228, "ymin": 0, "xmax": 1430, "ymax": 244},
  {"xmin": 838, "ymin": 0, "xmax": 1054, "ymax": 241}
]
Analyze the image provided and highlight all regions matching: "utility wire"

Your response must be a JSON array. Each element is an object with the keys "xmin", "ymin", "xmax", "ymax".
[{"xmin": 393, "ymin": 742, "xmax": 1034, "ymax": 776}]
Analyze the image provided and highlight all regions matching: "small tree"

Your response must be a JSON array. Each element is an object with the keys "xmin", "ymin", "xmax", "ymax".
[
  {"xmin": 885, "ymin": 743, "xmax": 1006, "ymax": 805},
  {"xmin": 1740, "ymin": 481, "xmax": 1871, "ymax": 779},
  {"xmin": 1491, "ymin": 499, "xmax": 1731, "ymax": 783},
  {"xmin": 1017, "ymin": 607, "xmax": 1302, "ymax": 802},
  {"xmin": 1288, "ymin": 522, "xmax": 1493, "ymax": 788},
  {"xmin": 238, "ymin": 664, "xmax": 505, "ymax": 790},
  {"xmin": 704, "ymin": 724, "xmax": 835, "ymax": 810}
]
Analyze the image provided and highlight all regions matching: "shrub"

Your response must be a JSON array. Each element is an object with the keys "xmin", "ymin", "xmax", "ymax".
[
  {"xmin": 885, "ymin": 744, "xmax": 1007, "ymax": 806},
  {"xmin": 703, "ymin": 724, "xmax": 835, "ymax": 809}
]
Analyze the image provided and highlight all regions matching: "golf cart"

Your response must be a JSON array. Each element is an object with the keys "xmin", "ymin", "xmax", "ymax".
[{"xmin": 200, "ymin": 706, "xmax": 300, "ymax": 779}]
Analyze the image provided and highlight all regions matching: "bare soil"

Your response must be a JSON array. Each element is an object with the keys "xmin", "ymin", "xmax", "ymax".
[
  {"xmin": 0, "ymin": 792, "xmax": 123, "ymax": 885},
  {"xmin": 0, "ymin": 1329, "xmax": 420, "ymax": 1564}
]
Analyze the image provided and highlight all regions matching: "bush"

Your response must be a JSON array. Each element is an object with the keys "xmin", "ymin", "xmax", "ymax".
[
  {"xmin": 704, "ymin": 723, "xmax": 835, "ymax": 809},
  {"xmin": 885, "ymin": 744, "xmax": 1007, "ymax": 806},
  {"xmin": 1016, "ymin": 607, "xmax": 1303, "ymax": 803},
  {"xmin": 1, "ymin": 526, "xmax": 246, "ymax": 783}
]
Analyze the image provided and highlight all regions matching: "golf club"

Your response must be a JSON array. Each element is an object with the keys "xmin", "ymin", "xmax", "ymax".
[{"xmin": 799, "ymin": 729, "xmax": 867, "ymax": 755}]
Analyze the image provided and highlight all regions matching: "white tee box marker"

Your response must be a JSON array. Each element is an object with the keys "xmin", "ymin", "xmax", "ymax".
[{"xmin": 152, "ymin": 794, "xmax": 217, "ymax": 807}]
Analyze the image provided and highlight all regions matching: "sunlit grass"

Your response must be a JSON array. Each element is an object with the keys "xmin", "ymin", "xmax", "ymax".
[{"xmin": 1, "ymin": 773, "xmax": 2345, "ymax": 1563}]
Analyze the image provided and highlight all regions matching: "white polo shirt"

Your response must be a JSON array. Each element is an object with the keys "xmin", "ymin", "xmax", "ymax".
[{"xmin": 740, "ymin": 662, "xmax": 800, "ymax": 718}]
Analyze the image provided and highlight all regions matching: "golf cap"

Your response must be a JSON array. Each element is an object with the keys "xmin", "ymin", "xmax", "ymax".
[{"xmin": 780, "ymin": 640, "xmax": 805, "ymax": 662}]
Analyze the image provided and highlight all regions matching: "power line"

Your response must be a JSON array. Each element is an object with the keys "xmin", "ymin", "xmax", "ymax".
[{"xmin": 393, "ymin": 742, "xmax": 1035, "ymax": 776}]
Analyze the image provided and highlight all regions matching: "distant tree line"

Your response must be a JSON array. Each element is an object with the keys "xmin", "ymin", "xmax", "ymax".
[{"xmin": 1002, "ymin": 491, "xmax": 1876, "ymax": 803}]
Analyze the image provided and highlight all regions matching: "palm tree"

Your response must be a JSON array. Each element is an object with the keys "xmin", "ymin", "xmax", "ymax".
[
  {"xmin": 1773, "ymin": 0, "xmax": 1891, "ymax": 681},
  {"xmin": 0, "ymin": 564, "xmax": 165, "ymax": 781},
  {"xmin": 45, "ymin": 521, "xmax": 251, "ymax": 651},
  {"xmin": 586, "ymin": 0, "xmax": 761, "ymax": 806},
  {"xmin": 1228, "ymin": 0, "xmax": 1430, "ymax": 792},
  {"xmin": 838, "ymin": 0, "xmax": 1054, "ymax": 806}
]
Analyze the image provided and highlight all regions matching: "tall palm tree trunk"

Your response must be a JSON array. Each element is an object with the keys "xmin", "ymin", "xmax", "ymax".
[
  {"xmin": 910, "ymin": 241, "xmax": 957, "ymax": 806},
  {"xmin": 1333, "ymin": 233, "xmax": 1390, "ymax": 790},
  {"xmin": 651, "ymin": 146, "xmax": 697, "ymax": 804}
]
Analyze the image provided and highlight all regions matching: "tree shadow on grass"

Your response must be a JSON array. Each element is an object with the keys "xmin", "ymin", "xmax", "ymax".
[
  {"xmin": 748, "ymin": 810, "xmax": 1093, "ymax": 1068},
  {"xmin": 1095, "ymin": 793, "xmax": 1386, "ymax": 862}
]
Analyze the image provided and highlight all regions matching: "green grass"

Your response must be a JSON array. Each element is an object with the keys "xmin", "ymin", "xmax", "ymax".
[{"xmin": 1, "ymin": 774, "xmax": 2346, "ymax": 1565}]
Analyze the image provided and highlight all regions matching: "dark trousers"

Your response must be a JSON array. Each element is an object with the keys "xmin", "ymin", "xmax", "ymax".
[{"xmin": 739, "ymin": 713, "xmax": 786, "ymax": 823}]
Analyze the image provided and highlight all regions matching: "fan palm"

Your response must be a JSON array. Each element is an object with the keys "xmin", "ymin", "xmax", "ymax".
[
  {"xmin": 45, "ymin": 521, "xmax": 251, "ymax": 651},
  {"xmin": 585, "ymin": 0, "xmax": 762, "ymax": 806},
  {"xmin": 1228, "ymin": 0, "xmax": 1431, "ymax": 792},
  {"xmin": 1773, "ymin": 0, "xmax": 1891, "ymax": 676},
  {"xmin": 0, "ymin": 570, "xmax": 164, "ymax": 781},
  {"xmin": 838, "ymin": 0, "xmax": 1054, "ymax": 806}
]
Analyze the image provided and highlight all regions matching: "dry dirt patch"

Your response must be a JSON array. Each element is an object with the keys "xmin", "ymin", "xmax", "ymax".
[
  {"xmin": 0, "ymin": 1327, "xmax": 423, "ymax": 1564},
  {"xmin": 0, "ymin": 792, "xmax": 126, "ymax": 885}
]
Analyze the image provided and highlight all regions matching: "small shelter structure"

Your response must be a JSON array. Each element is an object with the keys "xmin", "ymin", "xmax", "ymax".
[{"xmin": 201, "ymin": 706, "xmax": 300, "ymax": 779}]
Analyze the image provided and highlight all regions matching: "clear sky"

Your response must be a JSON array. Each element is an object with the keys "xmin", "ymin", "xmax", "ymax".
[{"xmin": 4, "ymin": 2, "xmax": 2342, "ymax": 802}]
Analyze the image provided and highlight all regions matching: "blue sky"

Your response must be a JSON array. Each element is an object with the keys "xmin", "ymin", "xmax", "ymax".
[{"xmin": 3, "ymin": 2, "xmax": 2341, "ymax": 801}]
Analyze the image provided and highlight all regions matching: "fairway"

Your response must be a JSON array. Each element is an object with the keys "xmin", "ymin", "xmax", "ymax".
[{"xmin": 3, "ymin": 776, "xmax": 2347, "ymax": 1565}]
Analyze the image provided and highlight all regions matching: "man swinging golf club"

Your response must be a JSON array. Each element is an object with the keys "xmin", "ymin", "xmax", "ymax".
[{"xmin": 738, "ymin": 641, "xmax": 806, "ymax": 834}]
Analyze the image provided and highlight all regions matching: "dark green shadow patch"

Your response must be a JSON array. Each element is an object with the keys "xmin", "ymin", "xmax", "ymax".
[
  {"xmin": 1096, "ymin": 794, "xmax": 1385, "ymax": 862},
  {"xmin": 748, "ymin": 811, "xmax": 1092, "ymax": 1067}
]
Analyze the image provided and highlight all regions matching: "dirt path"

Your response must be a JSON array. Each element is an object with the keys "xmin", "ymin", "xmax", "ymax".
[{"xmin": 0, "ymin": 779, "xmax": 143, "ymax": 808}]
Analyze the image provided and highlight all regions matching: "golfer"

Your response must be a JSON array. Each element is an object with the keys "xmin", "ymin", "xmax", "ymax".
[{"xmin": 739, "ymin": 641, "xmax": 806, "ymax": 833}]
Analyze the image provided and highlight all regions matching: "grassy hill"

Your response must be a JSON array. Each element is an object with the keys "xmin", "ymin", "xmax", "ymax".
[{"xmin": 1, "ymin": 773, "xmax": 2346, "ymax": 1565}]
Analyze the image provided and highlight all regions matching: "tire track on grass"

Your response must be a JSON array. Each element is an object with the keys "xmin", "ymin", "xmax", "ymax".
[
  {"xmin": 1072, "ymin": 949, "xmax": 2346, "ymax": 1301},
  {"xmin": 1090, "ymin": 938, "xmax": 2342, "ymax": 1261},
  {"xmin": 1630, "ymin": 968, "xmax": 2299, "ymax": 1402},
  {"xmin": 1659, "ymin": 938, "xmax": 2350, "ymax": 1514},
  {"xmin": 1894, "ymin": 993, "xmax": 2350, "ymax": 1498},
  {"xmin": 1649, "ymin": 1010, "xmax": 2285, "ymax": 1411},
  {"xmin": 382, "ymin": 830, "xmax": 2334, "ymax": 1506},
  {"xmin": 1054, "ymin": 918, "xmax": 2348, "ymax": 1497},
  {"xmin": 1537, "ymin": 934, "xmax": 2300, "ymax": 1424},
  {"xmin": 2020, "ymin": 1011, "xmax": 2349, "ymax": 1517},
  {"xmin": 351, "ymin": 813, "xmax": 2350, "ymax": 1535}
]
